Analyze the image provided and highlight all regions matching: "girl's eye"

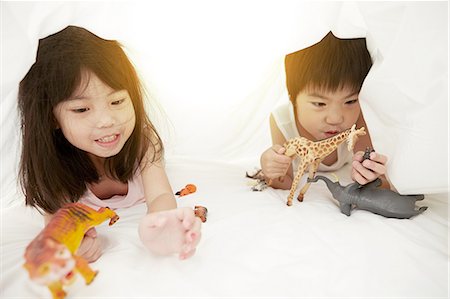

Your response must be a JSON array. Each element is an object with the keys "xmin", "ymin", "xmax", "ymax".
[
  {"xmin": 112, "ymin": 99, "xmax": 125, "ymax": 105},
  {"xmin": 71, "ymin": 108, "xmax": 89, "ymax": 113}
]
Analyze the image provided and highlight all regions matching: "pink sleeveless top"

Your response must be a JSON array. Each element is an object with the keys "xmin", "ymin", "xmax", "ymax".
[{"xmin": 78, "ymin": 171, "xmax": 146, "ymax": 210}]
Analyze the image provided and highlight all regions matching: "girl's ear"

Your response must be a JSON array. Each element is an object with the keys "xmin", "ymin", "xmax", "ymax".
[
  {"xmin": 54, "ymin": 120, "xmax": 60, "ymax": 129},
  {"xmin": 52, "ymin": 116, "xmax": 60, "ymax": 129}
]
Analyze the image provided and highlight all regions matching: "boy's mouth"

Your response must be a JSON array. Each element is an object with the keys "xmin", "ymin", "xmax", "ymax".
[{"xmin": 324, "ymin": 130, "xmax": 340, "ymax": 138}]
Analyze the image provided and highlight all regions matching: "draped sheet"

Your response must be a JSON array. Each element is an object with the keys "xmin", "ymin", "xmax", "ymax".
[{"xmin": 1, "ymin": 2, "xmax": 448, "ymax": 297}]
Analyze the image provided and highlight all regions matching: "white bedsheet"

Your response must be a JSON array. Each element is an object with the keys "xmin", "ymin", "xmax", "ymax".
[
  {"xmin": 1, "ymin": 2, "xmax": 448, "ymax": 297},
  {"xmin": 1, "ymin": 158, "xmax": 448, "ymax": 298}
]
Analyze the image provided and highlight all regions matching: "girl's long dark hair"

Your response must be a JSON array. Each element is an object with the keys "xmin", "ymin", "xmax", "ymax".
[
  {"xmin": 18, "ymin": 26, "xmax": 163, "ymax": 214},
  {"xmin": 285, "ymin": 31, "xmax": 373, "ymax": 102}
]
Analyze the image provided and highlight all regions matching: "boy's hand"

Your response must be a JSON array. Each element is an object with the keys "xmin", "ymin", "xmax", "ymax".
[
  {"xmin": 351, "ymin": 151, "xmax": 388, "ymax": 185},
  {"xmin": 76, "ymin": 228, "xmax": 103, "ymax": 263},
  {"xmin": 260, "ymin": 145, "xmax": 293, "ymax": 179}
]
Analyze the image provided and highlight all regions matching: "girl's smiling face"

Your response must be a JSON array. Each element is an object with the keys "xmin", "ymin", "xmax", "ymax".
[
  {"xmin": 294, "ymin": 85, "xmax": 361, "ymax": 141},
  {"xmin": 53, "ymin": 70, "xmax": 136, "ymax": 159}
]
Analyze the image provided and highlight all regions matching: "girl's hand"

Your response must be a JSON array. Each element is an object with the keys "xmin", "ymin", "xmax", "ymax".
[
  {"xmin": 260, "ymin": 145, "xmax": 292, "ymax": 180},
  {"xmin": 138, "ymin": 207, "xmax": 202, "ymax": 260},
  {"xmin": 76, "ymin": 228, "xmax": 103, "ymax": 263},
  {"xmin": 351, "ymin": 151, "xmax": 388, "ymax": 185}
]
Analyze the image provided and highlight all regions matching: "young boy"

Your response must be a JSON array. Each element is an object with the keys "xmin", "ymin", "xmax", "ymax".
[{"xmin": 260, "ymin": 32, "xmax": 389, "ymax": 190}]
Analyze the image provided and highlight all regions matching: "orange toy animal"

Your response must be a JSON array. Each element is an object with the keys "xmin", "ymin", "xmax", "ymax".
[
  {"xmin": 194, "ymin": 205, "xmax": 208, "ymax": 223},
  {"xmin": 23, "ymin": 203, "xmax": 119, "ymax": 299},
  {"xmin": 175, "ymin": 184, "xmax": 197, "ymax": 197}
]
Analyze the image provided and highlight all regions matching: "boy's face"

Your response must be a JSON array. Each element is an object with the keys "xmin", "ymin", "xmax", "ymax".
[
  {"xmin": 294, "ymin": 85, "xmax": 361, "ymax": 141},
  {"xmin": 53, "ymin": 70, "xmax": 136, "ymax": 159}
]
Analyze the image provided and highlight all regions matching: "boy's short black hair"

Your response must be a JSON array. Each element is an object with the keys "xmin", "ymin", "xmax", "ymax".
[{"xmin": 285, "ymin": 32, "xmax": 372, "ymax": 102}]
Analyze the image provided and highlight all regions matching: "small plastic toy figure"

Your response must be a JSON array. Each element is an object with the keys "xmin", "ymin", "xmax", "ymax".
[
  {"xmin": 175, "ymin": 184, "xmax": 197, "ymax": 197},
  {"xmin": 281, "ymin": 124, "xmax": 366, "ymax": 205},
  {"xmin": 194, "ymin": 205, "xmax": 208, "ymax": 223},
  {"xmin": 308, "ymin": 175, "xmax": 427, "ymax": 218},
  {"xmin": 23, "ymin": 203, "xmax": 119, "ymax": 299}
]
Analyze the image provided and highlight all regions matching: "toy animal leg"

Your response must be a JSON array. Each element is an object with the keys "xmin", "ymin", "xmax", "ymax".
[
  {"xmin": 417, "ymin": 206, "xmax": 428, "ymax": 213},
  {"xmin": 48, "ymin": 281, "xmax": 66, "ymax": 299},
  {"xmin": 297, "ymin": 161, "xmax": 320, "ymax": 202},
  {"xmin": 97, "ymin": 207, "xmax": 120, "ymax": 226},
  {"xmin": 287, "ymin": 164, "xmax": 307, "ymax": 206},
  {"xmin": 74, "ymin": 255, "xmax": 98, "ymax": 285},
  {"xmin": 340, "ymin": 203, "xmax": 352, "ymax": 216}
]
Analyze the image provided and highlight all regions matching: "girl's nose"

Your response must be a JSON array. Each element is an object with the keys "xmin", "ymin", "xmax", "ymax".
[{"xmin": 96, "ymin": 110, "xmax": 115, "ymax": 128}]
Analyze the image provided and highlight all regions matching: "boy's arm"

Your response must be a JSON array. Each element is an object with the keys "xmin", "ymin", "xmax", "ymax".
[
  {"xmin": 262, "ymin": 114, "xmax": 294, "ymax": 190},
  {"xmin": 353, "ymin": 114, "xmax": 391, "ymax": 189}
]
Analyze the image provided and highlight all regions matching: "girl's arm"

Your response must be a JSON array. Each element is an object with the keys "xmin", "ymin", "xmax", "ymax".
[
  {"xmin": 140, "ymin": 149, "xmax": 177, "ymax": 214},
  {"xmin": 138, "ymin": 147, "xmax": 202, "ymax": 259},
  {"xmin": 44, "ymin": 214, "xmax": 102, "ymax": 262}
]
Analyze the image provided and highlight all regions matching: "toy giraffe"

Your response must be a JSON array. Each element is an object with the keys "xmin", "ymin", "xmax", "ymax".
[{"xmin": 280, "ymin": 124, "xmax": 366, "ymax": 206}]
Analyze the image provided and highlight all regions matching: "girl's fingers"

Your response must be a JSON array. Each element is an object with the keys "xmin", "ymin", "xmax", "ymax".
[
  {"xmin": 187, "ymin": 218, "xmax": 202, "ymax": 243},
  {"xmin": 179, "ymin": 248, "xmax": 196, "ymax": 260},
  {"xmin": 142, "ymin": 213, "xmax": 167, "ymax": 229},
  {"xmin": 85, "ymin": 227, "xmax": 97, "ymax": 238}
]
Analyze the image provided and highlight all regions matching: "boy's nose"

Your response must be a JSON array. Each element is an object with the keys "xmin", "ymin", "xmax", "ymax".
[{"xmin": 325, "ymin": 109, "xmax": 344, "ymax": 125}]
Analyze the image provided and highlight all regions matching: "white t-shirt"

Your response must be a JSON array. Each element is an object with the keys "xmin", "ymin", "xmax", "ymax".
[{"xmin": 271, "ymin": 102, "xmax": 353, "ymax": 174}]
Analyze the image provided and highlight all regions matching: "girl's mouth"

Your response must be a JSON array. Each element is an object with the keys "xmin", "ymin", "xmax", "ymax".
[{"xmin": 96, "ymin": 134, "xmax": 119, "ymax": 146}]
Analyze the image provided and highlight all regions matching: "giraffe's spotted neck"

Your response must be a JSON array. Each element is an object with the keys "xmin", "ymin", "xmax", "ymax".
[
  {"xmin": 317, "ymin": 128, "xmax": 351, "ymax": 144},
  {"xmin": 313, "ymin": 128, "xmax": 352, "ymax": 157}
]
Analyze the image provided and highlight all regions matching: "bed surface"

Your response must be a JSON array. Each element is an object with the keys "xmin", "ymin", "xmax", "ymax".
[
  {"xmin": 1, "ymin": 158, "xmax": 447, "ymax": 298},
  {"xmin": 1, "ymin": 3, "xmax": 448, "ymax": 297}
]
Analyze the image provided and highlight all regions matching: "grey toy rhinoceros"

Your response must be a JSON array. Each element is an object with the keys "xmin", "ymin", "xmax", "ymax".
[{"xmin": 308, "ymin": 175, "xmax": 427, "ymax": 219}]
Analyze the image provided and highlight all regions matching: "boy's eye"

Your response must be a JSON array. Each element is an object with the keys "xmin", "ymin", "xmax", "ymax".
[
  {"xmin": 345, "ymin": 99, "xmax": 358, "ymax": 105},
  {"xmin": 71, "ymin": 108, "xmax": 89, "ymax": 113},
  {"xmin": 312, "ymin": 102, "xmax": 326, "ymax": 107},
  {"xmin": 111, "ymin": 98, "xmax": 125, "ymax": 105}
]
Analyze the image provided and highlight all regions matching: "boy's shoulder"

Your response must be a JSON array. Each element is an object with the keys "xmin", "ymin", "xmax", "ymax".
[
  {"xmin": 271, "ymin": 101, "xmax": 298, "ymax": 140},
  {"xmin": 272, "ymin": 102, "xmax": 294, "ymax": 125}
]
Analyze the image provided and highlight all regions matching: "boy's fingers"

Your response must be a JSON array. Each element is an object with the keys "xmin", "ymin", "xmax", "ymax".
[
  {"xmin": 370, "ymin": 152, "xmax": 388, "ymax": 165},
  {"xmin": 353, "ymin": 151, "xmax": 364, "ymax": 162},
  {"xmin": 352, "ymin": 170, "xmax": 368, "ymax": 185},
  {"xmin": 276, "ymin": 147, "xmax": 286, "ymax": 155},
  {"xmin": 353, "ymin": 161, "xmax": 378, "ymax": 182},
  {"xmin": 362, "ymin": 160, "xmax": 386, "ymax": 176},
  {"xmin": 272, "ymin": 144, "xmax": 284, "ymax": 152}
]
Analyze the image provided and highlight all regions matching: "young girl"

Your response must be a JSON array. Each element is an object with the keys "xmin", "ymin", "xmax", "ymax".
[
  {"xmin": 261, "ymin": 32, "xmax": 390, "ymax": 190},
  {"xmin": 18, "ymin": 26, "xmax": 201, "ymax": 261}
]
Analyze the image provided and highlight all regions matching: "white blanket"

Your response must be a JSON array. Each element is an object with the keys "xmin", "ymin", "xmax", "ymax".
[
  {"xmin": 1, "ymin": 2, "xmax": 448, "ymax": 297},
  {"xmin": 1, "ymin": 159, "xmax": 447, "ymax": 298}
]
